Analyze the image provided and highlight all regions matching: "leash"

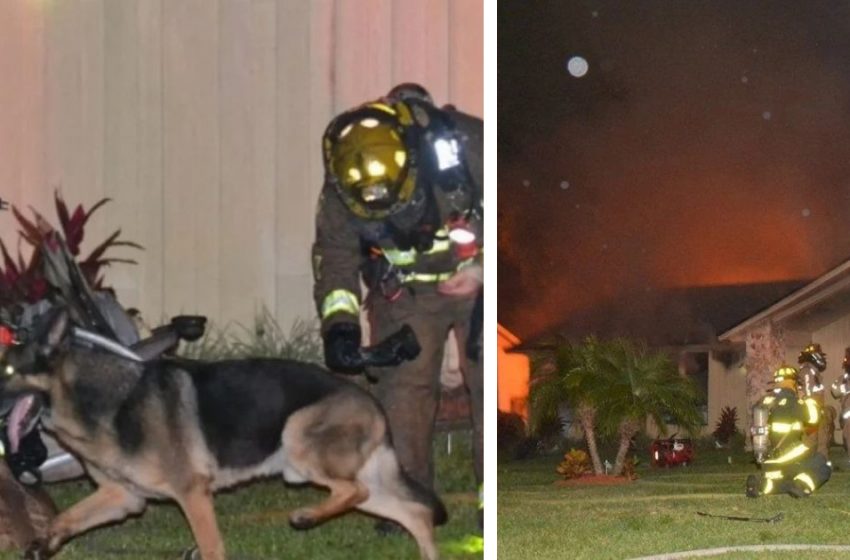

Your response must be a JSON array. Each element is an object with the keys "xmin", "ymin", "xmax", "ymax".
[
  {"xmin": 696, "ymin": 511, "xmax": 783, "ymax": 523},
  {"xmin": 71, "ymin": 327, "xmax": 143, "ymax": 362}
]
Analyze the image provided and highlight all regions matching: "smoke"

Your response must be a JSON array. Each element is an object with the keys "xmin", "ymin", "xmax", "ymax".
[{"xmin": 499, "ymin": 1, "xmax": 850, "ymax": 339}]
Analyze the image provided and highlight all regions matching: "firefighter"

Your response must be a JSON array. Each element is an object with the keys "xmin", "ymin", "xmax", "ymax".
[
  {"xmin": 798, "ymin": 343, "xmax": 835, "ymax": 458},
  {"xmin": 747, "ymin": 365, "xmax": 832, "ymax": 498},
  {"xmin": 312, "ymin": 84, "xmax": 483, "ymax": 530},
  {"xmin": 829, "ymin": 348, "xmax": 850, "ymax": 457}
]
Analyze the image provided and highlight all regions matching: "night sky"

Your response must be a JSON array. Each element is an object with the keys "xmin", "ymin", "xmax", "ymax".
[{"xmin": 498, "ymin": 1, "xmax": 850, "ymax": 340}]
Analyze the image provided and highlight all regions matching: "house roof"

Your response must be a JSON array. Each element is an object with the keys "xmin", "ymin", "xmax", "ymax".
[
  {"xmin": 720, "ymin": 258, "xmax": 850, "ymax": 342},
  {"xmin": 516, "ymin": 280, "xmax": 808, "ymax": 351},
  {"xmin": 498, "ymin": 323, "xmax": 521, "ymax": 348}
]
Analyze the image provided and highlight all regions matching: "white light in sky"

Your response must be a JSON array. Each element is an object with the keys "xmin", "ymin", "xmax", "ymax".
[
  {"xmin": 567, "ymin": 56, "xmax": 589, "ymax": 78},
  {"xmin": 560, "ymin": 180, "xmax": 570, "ymax": 190},
  {"xmin": 802, "ymin": 208, "xmax": 811, "ymax": 218},
  {"xmin": 762, "ymin": 111, "xmax": 772, "ymax": 120}
]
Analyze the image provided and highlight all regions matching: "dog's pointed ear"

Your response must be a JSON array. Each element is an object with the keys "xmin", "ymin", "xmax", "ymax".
[{"xmin": 43, "ymin": 307, "xmax": 70, "ymax": 351}]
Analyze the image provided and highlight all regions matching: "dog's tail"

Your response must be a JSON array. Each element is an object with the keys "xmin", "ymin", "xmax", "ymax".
[{"xmin": 399, "ymin": 466, "xmax": 448, "ymax": 526}]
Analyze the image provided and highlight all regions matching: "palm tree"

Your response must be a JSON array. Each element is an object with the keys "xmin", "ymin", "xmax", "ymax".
[
  {"xmin": 528, "ymin": 336, "xmax": 609, "ymax": 474},
  {"xmin": 595, "ymin": 339, "xmax": 703, "ymax": 476}
]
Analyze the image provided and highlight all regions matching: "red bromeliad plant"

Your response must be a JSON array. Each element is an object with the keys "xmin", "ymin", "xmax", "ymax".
[{"xmin": 0, "ymin": 192, "xmax": 142, "ymax": 308}]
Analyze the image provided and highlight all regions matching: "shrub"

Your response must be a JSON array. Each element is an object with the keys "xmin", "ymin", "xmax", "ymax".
[
  {"xmin": 498, "ymin": 411, "xmax": 526, "ymax": 450},
  {"xmin": 556, "ymin": 448, "xmax": 591, "ymax": 480},
  {"xmin": 498, "ymin": 411, "xmax": 542, "ymax": 460},
  {"xmin": 179, "ymin": 308, "xmax": 322, "ymax": 363},
  {"xmin": 712, "ymin": 406, "xmax": 739, "ymax": 446},
  {"xmin": 533, "ymin": 413, "xmax": 566, "ymax": 453},
  {"xmin": 0, "ymin": 193, "xmax": 140, "ymax": 308}
]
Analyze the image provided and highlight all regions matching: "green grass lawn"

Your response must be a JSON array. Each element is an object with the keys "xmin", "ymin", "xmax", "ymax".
[
  {"xmin": 499, "ymin": 442, "xmax": 850, "ymax": 559},
  {"xmin": 0, "ymin": 432, "xmax": 480, "ymax": 560}
]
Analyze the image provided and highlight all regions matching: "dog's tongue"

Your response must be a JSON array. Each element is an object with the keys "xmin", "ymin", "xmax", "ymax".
[{"xmin": 7, "ymin": 394, "xmax": 35, "ymax": 454}]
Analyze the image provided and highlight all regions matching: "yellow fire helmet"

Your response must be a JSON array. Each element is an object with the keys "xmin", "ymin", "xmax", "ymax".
[
  {"xmin": 773, "ymin": 364, "xmax": 798, "ymax": 386},
  {"xmin": 323, "ymin": 101, "xmax": 419, "ymax": 220}
]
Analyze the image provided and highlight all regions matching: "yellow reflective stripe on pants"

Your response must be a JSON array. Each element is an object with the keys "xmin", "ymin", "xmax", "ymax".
[
  {"xmin": 764, "ymin": 470, "xmax": 784, "ymax": 480},
  {"xmin": 794, "ymin": 472, "xmax": 816, "ymax": 491},
  {"xmin": 764, "ymin": 443, "xmax": 809, "ymax": 465},
  {"xmin": 321, "ymin": 289, "xmax": 360, "ymax": 320},
  {"xmin": 764, "ymin": 478, "xmax": 775, "ymax": 494},
  {"xmin": 444, "ymin": 535, "xmax": 484, "ymax": 555}
]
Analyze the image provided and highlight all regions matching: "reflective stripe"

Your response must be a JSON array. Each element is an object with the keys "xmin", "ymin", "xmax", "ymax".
[
  {"xmin": 382, "ymin": 238, "xmax": 452, "ymax": 265},
  {"xmin": 478, "ymin": 483, "xmax": 484, "ymax": 509},
  {"xmin": 381, "ymin": 224, "xmax": 475, "ymax": 265},
  {"xmin": 763, "ymin": 396, "xmax": 775, "ymax": 404},
  {"xmin": 383, "ymin": 248, "xmax": 417, "ymax": 266},
  {"xmin": 370, "ymin": 102, "xmax": 397, "ymax": 115},
  {"xmin": 794, "ymin": 472, "xmax": 816, "ymax": 491},
  {"xmin": 764, "ymin": 470, "xmax": 784, "ymax": 480},
  {"xmin": 779, "ymin": 398, "xmax": 787, "ymax": 406},
  {"xmin": 771, "ymin": 421, "xmax": 802, "ymax": 433},
  {"xmin": 805, "ymin": 399, "xmax": 820, "ymax": 423},
  {"xmin": 444, "ymin": 535, "xmax": 484, "ymax": 554},
  {"xmin": 843, "ymin": 409, "xmax": 850, "ymax": 420},
  {"xmin": 764, "ymin": 478, "xmax": 774, "ymax": 494},
  {"xmin": 764, "ymin": 443, "xmax": 809, "ymax": 465},
  {"xmin": 321, "ymin": 290, "xmax": 360, "ymax": 319},
  {"xmin": 400, "ymin": 271, "xmax": 454, "ymax": 284},
  {"xmin": 424, "ymin": 238, "xmax": 451, "ymax": 255}
]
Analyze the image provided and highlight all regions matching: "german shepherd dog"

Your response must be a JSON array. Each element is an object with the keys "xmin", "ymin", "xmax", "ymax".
[{"xmin": 0, "ymin": 309, "xmax": 446, "ymax": 560}]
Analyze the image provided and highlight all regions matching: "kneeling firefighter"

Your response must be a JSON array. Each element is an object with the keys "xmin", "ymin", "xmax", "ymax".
[
  {"xmin": 312, "ymin": 84, "xmax": 483, "ymax": 532},
  {"xmin": 747, "ymin": 365, "xmax": 832, "ymax": 498},
  {"xmin": 798, "ymin": 343, "xmax": 835, "ymax": 458}
]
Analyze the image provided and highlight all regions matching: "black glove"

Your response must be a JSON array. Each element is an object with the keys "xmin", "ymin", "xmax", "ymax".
[
  {"xmin": 323, "ymin": 322, "xmax": 365, "ymax": 374},
  {"xmin": 362, "ymin": 324, "xmax": 421, "ymax": 367}
]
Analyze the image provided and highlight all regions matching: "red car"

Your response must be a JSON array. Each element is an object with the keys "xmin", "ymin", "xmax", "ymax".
[{"xmin": 650, "ymin": 436, "xmax": 694, "ymax": 467}]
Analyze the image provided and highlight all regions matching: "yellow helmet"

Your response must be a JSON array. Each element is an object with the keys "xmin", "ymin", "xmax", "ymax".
[
  {"xmin": 323, "ymin": 101, "xmax": 418, "ymax": 220},
  {"xmin": 773, "ymin": 364, "xmax": 798, "ymax": 384}
]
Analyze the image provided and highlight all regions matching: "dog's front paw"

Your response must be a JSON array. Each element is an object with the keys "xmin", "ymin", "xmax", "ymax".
[
  {"xmin": 22, "ymin": 539, "xmax": 50, "ymax": 560},
  {"xmin": 289, "ymin": 508, "xmax": 318, "ymax": 530}
]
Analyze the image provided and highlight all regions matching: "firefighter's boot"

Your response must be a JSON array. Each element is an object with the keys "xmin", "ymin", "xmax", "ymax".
[{"xmin": 746, "ymin": 475, "xmax": 761, "ymax": 498}]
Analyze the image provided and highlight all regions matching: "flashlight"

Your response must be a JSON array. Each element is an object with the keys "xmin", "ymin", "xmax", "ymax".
[{"xmin": 447, "ymin": 216, "xmax": 478, "ymax": 259}]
